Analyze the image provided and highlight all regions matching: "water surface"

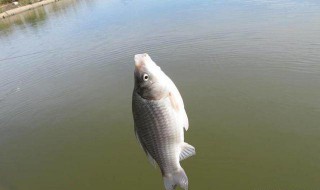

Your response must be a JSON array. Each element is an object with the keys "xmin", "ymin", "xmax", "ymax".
[{"xmin": 1, "ymin": 0, "xmax": 320, "ymax": 189}]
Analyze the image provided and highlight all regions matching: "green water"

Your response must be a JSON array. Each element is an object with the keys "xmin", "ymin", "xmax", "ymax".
[{"xmin": 0, "ymin": 0, "xmax": 320, "ymax": 189}]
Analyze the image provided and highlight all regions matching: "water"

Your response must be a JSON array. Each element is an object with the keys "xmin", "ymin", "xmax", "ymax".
[{"xmin": 1, "ymin": 0, "xmax": 320, "ymax": 189}]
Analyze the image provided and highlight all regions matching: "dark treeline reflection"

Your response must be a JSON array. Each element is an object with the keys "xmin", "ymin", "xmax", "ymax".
[{"xmin": 0, "ymin": 0, "xmax": 95, "ymax": 37}]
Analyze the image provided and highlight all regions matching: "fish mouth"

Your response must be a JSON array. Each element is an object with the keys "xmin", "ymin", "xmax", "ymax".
[
  {"xmin": 134, "ymin": 53, "xmax": 159, "ymax": 71},
  {"xmin": 134, "ymin": 53, "xmax": 149, "ymax": 69}
]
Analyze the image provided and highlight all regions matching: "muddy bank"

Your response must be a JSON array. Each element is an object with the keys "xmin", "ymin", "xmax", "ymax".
[{"xmin": 0, "ymin": 0, "xmax": 61, "ymax": 19}]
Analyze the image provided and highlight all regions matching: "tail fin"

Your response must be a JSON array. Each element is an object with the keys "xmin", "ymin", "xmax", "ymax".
[{"xmin": 163, "ymin": 168, "xmax": 188, "ymax": 190}]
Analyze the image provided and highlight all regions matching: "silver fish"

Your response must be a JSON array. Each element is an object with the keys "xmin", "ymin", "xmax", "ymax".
[{"xmin": 132, "ymin": 53, "xmax": 195, "ymax": 190}]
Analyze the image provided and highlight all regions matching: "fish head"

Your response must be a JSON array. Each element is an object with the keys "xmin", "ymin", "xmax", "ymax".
[{"xmin": 134, "ymin": 53, "xmax": 169, "ymax": 100}]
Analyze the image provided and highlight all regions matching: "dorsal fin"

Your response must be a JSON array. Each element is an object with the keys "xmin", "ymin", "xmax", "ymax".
[{"xmin": 179, "ymin": 142, "xmax": 196, "ymax": 161}]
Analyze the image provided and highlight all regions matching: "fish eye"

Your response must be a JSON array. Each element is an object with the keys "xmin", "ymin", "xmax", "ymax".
[{"xmin": 143, "ymin": 74, "xmax": 149, "ymax": 81}]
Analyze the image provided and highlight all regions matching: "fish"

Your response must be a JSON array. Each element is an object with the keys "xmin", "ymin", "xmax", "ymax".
[{"xmin": 132, "ymin": 53, "xmax": 195, "ymax": 190}]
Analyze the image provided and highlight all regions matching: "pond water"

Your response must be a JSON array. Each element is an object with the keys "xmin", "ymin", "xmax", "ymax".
[{"xmin": 0, "ymin": 0, "xmax": 320, "ymax": 189}]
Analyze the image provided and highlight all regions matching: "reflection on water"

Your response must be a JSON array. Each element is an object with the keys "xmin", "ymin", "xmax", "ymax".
[
  {"xmin": 0, "ymin": 0, "xmax": 83, "ymax": 37},
  {"xmin": 0, "ymin": 0, "xmax": 320, "ymax": 190}
]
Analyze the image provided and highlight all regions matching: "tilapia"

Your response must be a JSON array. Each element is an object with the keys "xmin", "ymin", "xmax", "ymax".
[{"xmin": 132, "ymin": 53, "xmax": 195, "ymax": 190}]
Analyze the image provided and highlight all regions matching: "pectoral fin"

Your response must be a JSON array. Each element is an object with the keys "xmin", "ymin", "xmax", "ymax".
[{"xmin": 169, "ymin": 91, "xmax": 189, "ymax": 131}]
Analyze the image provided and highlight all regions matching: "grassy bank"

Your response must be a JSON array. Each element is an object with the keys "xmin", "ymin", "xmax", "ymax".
[
  {"xmin": 1, "ymin": 0, "xmax": 36, "ymax": 5},
  {"xmin": 1, "ymin": 0, "xmax": 58, "ymax": 17},
  {"xmin": 0, "ymin": 0, "xmax": 10, "ymax": 5},
  {"xmin": 1, "ymin": 1, "xmax": 42, "ymax": 13}
]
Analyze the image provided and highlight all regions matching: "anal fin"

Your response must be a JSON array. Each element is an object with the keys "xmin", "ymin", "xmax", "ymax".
[{"xmin": 179, "ymin": 142, "xmax": 196, "ymax": 161}]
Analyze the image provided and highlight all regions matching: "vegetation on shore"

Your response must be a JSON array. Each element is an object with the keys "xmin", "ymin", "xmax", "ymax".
[
  {"xmin": 1, "ymin": 0, "xmax": 42, "ymax": 13},
  {"xmin": 0, "ymin": 0, "xmax": 11, "ymax": 5},
  {"xmin": 1, "ymin": 0, "xmax": 38, "ymax": 6}
]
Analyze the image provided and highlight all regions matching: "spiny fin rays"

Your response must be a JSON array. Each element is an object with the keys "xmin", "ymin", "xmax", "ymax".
[{"xmin": 179, "ymin": 142, "xmax": 196, "ymax": 161}]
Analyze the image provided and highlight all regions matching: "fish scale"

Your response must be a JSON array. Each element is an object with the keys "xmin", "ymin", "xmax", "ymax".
[{"xmin": 133, "ymin": 92, "xmax": 180, "ymax": 174}]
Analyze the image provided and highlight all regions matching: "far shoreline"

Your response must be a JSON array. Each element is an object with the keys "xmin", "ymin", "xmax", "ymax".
[{"xmin": 0, "ymin": 0, "xmax": 61, "ymax": 19}]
